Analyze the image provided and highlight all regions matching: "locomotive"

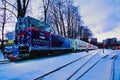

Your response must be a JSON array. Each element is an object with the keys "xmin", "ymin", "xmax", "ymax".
[{"xmin": 4, "ymin": 16, "xmax": 98, "ymax": 60}]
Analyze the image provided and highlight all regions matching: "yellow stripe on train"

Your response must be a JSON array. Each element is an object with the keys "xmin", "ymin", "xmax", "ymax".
[{"xmin": 7, "ymin": 40, "xmax": 14, "ymax": 44}]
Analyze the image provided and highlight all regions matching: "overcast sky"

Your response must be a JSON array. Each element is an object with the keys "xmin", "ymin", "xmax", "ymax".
[{"xmin": 75, "ymin": 0, "xmax": 120, "ymax": 42}]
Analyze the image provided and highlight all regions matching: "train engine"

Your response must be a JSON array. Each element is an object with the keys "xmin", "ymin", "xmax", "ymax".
[{"xmin": 5, "ymin": 16, "xmax": 98, "ymax": 60}]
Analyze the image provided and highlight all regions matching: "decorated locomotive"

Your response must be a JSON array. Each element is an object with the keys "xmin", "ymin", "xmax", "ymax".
[{"xmin": 4, "ymin": 16, "xmax": 98, "ymax": 60}]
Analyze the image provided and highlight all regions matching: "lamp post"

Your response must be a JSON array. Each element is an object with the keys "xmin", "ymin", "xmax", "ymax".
[{"xmin": 102, "ymin": 43, "xmax": 105, "ymax": 53}]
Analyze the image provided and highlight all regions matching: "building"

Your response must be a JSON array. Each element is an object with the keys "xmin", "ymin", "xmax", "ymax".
[{"xmin": 103, "ymin": 38, "xmax": 117, "ymax": 49}]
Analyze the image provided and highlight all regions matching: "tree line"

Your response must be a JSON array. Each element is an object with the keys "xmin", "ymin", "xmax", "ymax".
[
  {"xmin": 42, "ymin": 0, "xmax": 92, "ymax": 41},
  {"xmin": 0, "ymin": 0, "xmax": 93, "ymax": 52}
]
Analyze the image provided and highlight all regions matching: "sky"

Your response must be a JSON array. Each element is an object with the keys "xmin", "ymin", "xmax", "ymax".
[{"xmin": 75, "ymin": 0, "xmax": 120, "ymax": 42}]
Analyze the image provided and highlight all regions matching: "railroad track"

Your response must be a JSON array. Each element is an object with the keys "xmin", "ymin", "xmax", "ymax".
[
  {"xmin": 34, "ymin": 50, "xmax": 99, "ymax": 80},
  {"xmin": 110, "ymin": 54, "xmax": 117, "ymax": 80},
  {"xmin": 74, "ymin": 54, "xmax": 108, "ymax": 80},
  {"xmin": 69, "ymin": 50, "xmax": 117, "ymax": 80},
  {"xmin": 66, "ymin": 54, "xmax": 104, "ymax": 80}
]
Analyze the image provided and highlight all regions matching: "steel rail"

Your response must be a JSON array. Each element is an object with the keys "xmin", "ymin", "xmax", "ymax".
[
  {"xmin": 34, "ymin": 50, "xmax": 98, "ymax": 80},
  {"xmin": 75, "ymin": 54, "xmax": 108, "ymax": 80}
]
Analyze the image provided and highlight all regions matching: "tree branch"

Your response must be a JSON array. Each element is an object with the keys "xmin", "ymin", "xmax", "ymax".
[
  {"xmin": 0, "ymin": 7, "xmax": 17, "ymax": 18},
  {"xmin": 25, "ymin": 0, "xmax": 30, "ymax": 10},
  {"xmin": 4, "ymin": 0, "xmax": 17, "ymax": 10}
]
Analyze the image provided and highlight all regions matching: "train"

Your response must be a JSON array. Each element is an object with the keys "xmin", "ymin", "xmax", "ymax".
[{"xmin": 4, "ymin": 16, "xmax": 98, "ymax": 61}]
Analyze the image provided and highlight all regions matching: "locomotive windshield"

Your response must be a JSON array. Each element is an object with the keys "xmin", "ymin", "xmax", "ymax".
[{"xmin": 15, "ymin": 16, "xmax": 50, "ymax": 32}]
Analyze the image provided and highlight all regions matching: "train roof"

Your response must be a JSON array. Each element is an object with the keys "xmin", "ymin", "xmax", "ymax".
[{"xmin": 16, "ymin": 16, "xmax": 50, "ymax": 32}]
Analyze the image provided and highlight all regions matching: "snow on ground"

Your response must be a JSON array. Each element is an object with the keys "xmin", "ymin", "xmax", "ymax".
[
  {"xmin": 40, "ymin": 50, "xmax": 98, "ymax": 80},
  {"xmin": 114, "ymin": 50, "xmax": 120, "ymax": 80},
  {"xmin": 0, "ymin": 49, "xmax": 120, "ymax": 80},
  {"xmin": 66, "ymin": 50, "xmax": 114, "ymax": 80},
  {"xmin": 0, "ymin": 50, "xmax": 96, "ymax": 80},
  {"xmin": 0, "ymin": 51, "xmax": 4, "ymax": 60},
  {"xmin": 79, "ymin": 51, "xmax": 114, "ymax": 80}
]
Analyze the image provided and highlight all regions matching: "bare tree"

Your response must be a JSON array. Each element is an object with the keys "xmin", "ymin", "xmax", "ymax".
[
  {"xmin": 47, "ymin": 0, "xmax": 61, "ymax": 35},
  {"xmin": 66, "ymin": 1, "xmax": 83, "ymax": 38},
  {"xmin": 82, "ymin": 26, "xmax": 92, "ymax": 42},
  {"xmin": 42, "ymin": 0, "xmax": 50, "ymax": 23},
  {"xmin": 41, "ymin": 0, "xmax": 92, "ymax": 40},
  {"xmin": 0, "ymin": 0, "xmax": 6, "ymax": 53},
  {"xmin": 58, "ymin": 0, "xmax": 66, "ymax": 37},
  {"xmin": 17, "ymin": 0, "xmax": 30, "ymax": 18},
  {"xmin": 47, "ymin": 0, "xmax": 69, "ymax": 36},
  {"xmin": 78, "ymin": 25, "xmax": 84, "ymax": 39},
  {"xmin": 3, "ymin": 0, "xmax": 30, "ymax": 19},
  {"xmin": 66, "ymin": 0, "xmax": 71, "ymax": 38}
]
